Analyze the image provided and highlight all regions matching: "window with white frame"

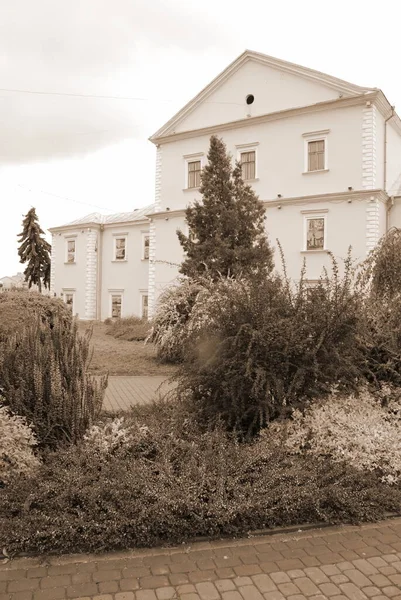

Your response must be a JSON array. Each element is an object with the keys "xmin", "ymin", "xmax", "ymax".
[
  {"xmin": 236, "ymin": 143, "xmax": 258, "ymax": 181},
  {"xmin": 184, "ymin": 153, "xmax": 204, "ymax": 189},
  {"xmin": 62, "ymin": 291, "xmax": 75, "ymax": 313},
  {"xmin": 187, "ymin": 160, "xmax": 201, "ymax": 188},
  {"xmin": 302, "ymin": 211, "xmax": 328, "ymax": 251},
  {"xmin": 308, "ymin": 140, "xmax": 325, "ymax": 171},
  {"xmin": 114, "ymin": 236, "xmax": 127, "ymax": 261},
  {"xmin": 303, "ymin": 130, "xmax": 329, "ymax": 173},
  {"xmin": 240, "ymin": 150, "xmax": 256, "ymax": 180},
  {"xmin": 111, "ymin": 294, "xmax": 122, "ymax": 318},
  {"xmin": 66, "ymin": 239, "xmax": 76, "ymax": 263},
  {"xmin": 141, "ymin": 293, "xmax": 149, "ymax": 319},
  {"xmin": 142, "ymin": 234, "xmax": 150, "ymax": 260}
]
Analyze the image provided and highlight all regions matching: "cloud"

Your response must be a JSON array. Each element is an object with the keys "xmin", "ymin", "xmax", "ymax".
[{"xmin": 0, "ymin": 0, "xmax": 235, "ymax": 163}]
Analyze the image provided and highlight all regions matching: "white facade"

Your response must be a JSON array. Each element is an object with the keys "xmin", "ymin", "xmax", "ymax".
[
  {"xmin": 49, "ymin": 207, "xmax": 151, "ymax": 320},
  {"xmin": 50, "ymin": 50, "xmax": 401, "ymax": 319}
]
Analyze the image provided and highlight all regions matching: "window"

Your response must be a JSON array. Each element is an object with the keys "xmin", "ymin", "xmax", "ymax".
[
  {"xmin": 111, "ymin": 294, "xmax": 122, "ymax": 318},
  {"xmin": 306, "ymin": 218, "xmax": 325, "ymax": 250},
  {"xmin": 188, "ymin": 160, "xmax": 201, "ymax": 189},
  {"xmin": 302, "ymin": 210, "xmax": 328, "ymax": 251},
  {"xmin": 303, "ymin": 130, "xmax": 329, "ymax": 173},
  {"xmin": 66, "ymin": 239, "xmax": 76, "ymax": 263},
  {"xmin": 114, "ymin": 237, "xmax": 127, "ymax": 261},
  {"xmin": 308, "ymin": 140, "xmax": 325, "ymax": 172},
  {"xmin": 240, "ymin": 151, "xmax": 256, "ymax": 180},
  {"xmin": 62, "ymin": 290, "xmax": 75, "ymax": 314},
  {"xmin": 142, "ymin": 234, "xmax": 150, "ymax": 260},
  {"xmin": 141, "ymin": 293, "xmax": 149, "ymax": 319}
]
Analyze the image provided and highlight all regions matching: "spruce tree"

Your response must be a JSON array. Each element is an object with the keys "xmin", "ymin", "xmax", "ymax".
[
  {"xmin": 17, "ymin": 208, "xmax": 51, "ymax": 293},
  {"xmin": 177, "ymin": 135, "xmax": 273, "ymax": 281}
]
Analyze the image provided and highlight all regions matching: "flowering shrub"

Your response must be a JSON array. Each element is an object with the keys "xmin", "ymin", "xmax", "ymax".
[
  {"xmin": 2, "ymin": 396, "xmax": 401, "ymax": 556},
  {"xmin": 277, "ymin": 387, "xmax": 401, "ymax": 483},
  {"xmin": 148, "ymin": 278, "xmax": 205, "ymax": 363},
  {"xmin": 0, "ymin": 404, "xmax": 40, "ymax": 486}
]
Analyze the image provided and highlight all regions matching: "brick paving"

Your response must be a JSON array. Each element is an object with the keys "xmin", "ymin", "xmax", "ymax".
[
  {"xmin": 102, "ymin": 377, "xmax": 176, "ymax": 412},
  {"xmin": 2, "ymin": 518, "xmax": 401, "ymax": 600}
]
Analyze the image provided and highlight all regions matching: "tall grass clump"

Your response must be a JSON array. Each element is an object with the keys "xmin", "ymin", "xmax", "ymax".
[{"xmin": 0, "ymin": 317, "xmax": 107, "ymax": 449}]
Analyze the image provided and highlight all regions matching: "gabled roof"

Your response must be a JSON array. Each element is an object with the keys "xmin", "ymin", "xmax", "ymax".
[
  {"xmin": 50, "ymin": 204, "xmax": 154, "ymax": 231},
  {"xmin": 150, "ymin": 49, "xmax": 375, "ymax": 142}
]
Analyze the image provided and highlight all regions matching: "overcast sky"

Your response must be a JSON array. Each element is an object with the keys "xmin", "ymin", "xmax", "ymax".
[{"xmin": 1, "ymin": 0, "xmax": 400, "ymax": 278}]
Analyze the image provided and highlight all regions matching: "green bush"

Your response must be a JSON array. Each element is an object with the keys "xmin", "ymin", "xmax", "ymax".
[
  {"xmin": 1, "ymin": 397, "xmax": 399, "ymax": 556},
  {"xmin": 0, "ymin": 317, "xmax": 107, "ymax": 449},
  {"xmin": 177, "ymin": 254, "xmax": 364, "ymax": 438},
  {"xmin": 148, "ymin": 279, "xmax": 205, "ymax": 363},
  {"xmin": 105, "ymin": 316, "xmax": 150, "ymax": 341},
  {"xmin": 0, "ymin": 403, "xmax": 40, "ymax": 486},
  {"xmin": 0, "ymin": 289, "xmax": 71, "ymax": 343},
  {"xmin": 273, "ymin": 386, "xmax": 401, "ymax": 484}
]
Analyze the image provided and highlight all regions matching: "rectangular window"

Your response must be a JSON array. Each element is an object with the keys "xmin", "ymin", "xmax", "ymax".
[
  {"xmin": 114, "ymin": 237, "xmax": 126, "ymax": 261},
  {"xmin": 143, "ymin": 234, "xmax": 150, "ymax": 260},
  {"xmin": 141, "ymin": 294, "xmax": 149, "ymax": 319},
  {"xmin": 66, "ymin": 239, "xmax": 76, "ymax": 263},
  {"xmin": 306, "ymin": 217, "xmax": 325, "ymax": 250},
  {"xmin": 111, "ymin": 294, "xmax": 122, "ymax": 318},
  {"xmin": 64, "ymin": 292, "xmax": 74, "ymax": 313},
  {"xmin": 240, "ymin": 151, "xmax": 256, "ymax": 180},
  {"xmin": 308, "ymin": 140, "xmax": 325, "ymax": 172},
  {"xmin": 188, "ymin": 160, "xmax": 201, "ymax": 189}
]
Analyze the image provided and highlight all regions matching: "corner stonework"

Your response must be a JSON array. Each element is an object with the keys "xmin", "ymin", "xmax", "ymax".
[
  {"xmin": 50, "ymin": 233, "xmax": 56, "ymax": 296},
  {"xmin": 362, "ymin": 104, "xmax": 379, "ymax": 255},
  {"xmin": 85, "ymin": 229, "xmax": 98, "ymax": 320},
  {"xmin": 362, "ymin": 104, "xmax": 377, "ymax": 190},
  {"xmin": 148, "ymin": 145, "xmax": 162, "ymax": 318}
]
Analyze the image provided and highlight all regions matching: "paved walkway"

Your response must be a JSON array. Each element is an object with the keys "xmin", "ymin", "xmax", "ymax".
[
  {"xmin": 102, "ymin": 377, "xmax": 176, "ymax": 412},
  {"xmin": 1, "ymin": 518, "xmax": 401, "ymax": 600}
]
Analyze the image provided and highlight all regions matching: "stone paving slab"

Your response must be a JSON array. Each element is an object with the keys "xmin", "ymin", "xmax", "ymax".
[
  {"xmin": 2, "ymin": 518, "xmax": 401, "ymax": 600},
  {"xmin": 102, "ymin": 377, "xmax": 176, "ymax": 412}
]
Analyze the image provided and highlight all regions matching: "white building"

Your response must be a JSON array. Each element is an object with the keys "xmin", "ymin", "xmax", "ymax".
[{"xmin": 50, "ymin": 50, "xmax": 401, "ymax": 320}]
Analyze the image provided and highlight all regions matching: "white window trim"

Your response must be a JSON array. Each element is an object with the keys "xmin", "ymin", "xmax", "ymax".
[
  {"xmin": 109, "ymin": 290, "xmax": 124, "ymax": 318},
  {"xmin": 64, "ymin": 235, "xmax": 77, "ymax": 264},
  {"xmin": 303, "ymin": 130, "xmax": 330, "ymax": 173},
  {"xmin": 184, "ymin": 152, "xmax": 204, "ymax": 190},
  {"xmin": 61, "ymin": 288, "xmax": 76, "ymax": 314},
  {"xmin": 141, "ymin": 232, "xmax": 150, "ymax": 260},
  {"xmin": 139, "ymin": 290, "xmax": 149, "ymax": 319},
  {"xmin": 113, "ymin": 235, "xmax": 128, "ymax": 262},
  {"xmin": 236, "ymin": 143, "xmax": 259, "ymax": 181},
  {"xmin": 301, "ymin": 209, "xmax": 328, "ymax": 252}
]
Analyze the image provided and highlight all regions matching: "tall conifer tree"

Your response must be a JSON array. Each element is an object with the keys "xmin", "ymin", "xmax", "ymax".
[
  {"xmin": 177, "ymin": 135, "xmax": 273, "ymax": 281},
  {"xmin": 17, "ymin": 208, "xmax": 51, "ymax": 292}
]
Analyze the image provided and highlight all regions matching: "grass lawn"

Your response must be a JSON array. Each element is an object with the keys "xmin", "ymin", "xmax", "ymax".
[{"xmin": 78, "ymin": 320, "xmax": 177, "ymax": 377}]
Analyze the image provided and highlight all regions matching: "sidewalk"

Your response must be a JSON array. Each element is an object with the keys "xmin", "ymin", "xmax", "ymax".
[
  {"xmin": 1, "ymin": 517, "xmax": 401, "ymax": 600},
  {"xmin": 102, "ymin": 376, "xmax": 176, "ymax": 412}
]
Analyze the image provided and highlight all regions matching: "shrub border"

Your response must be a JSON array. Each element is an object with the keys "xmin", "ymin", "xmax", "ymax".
[{"xmin": 4, "ymin": 511, "xmax": 401, "ymax": 561}]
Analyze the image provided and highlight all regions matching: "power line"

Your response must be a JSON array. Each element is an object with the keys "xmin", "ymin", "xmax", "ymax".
[
  {"xmin": 17, "ymin": 184, "xmax": 115, "ymax": 212},
  {"xmin": 0, "ymin": 87, "xmax": 243, "ymax": 106}
]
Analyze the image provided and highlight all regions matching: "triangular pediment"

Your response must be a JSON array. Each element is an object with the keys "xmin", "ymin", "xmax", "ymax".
[{"xmin": 150, "ymin": 50, "xmax": 374, "ymax": 141}]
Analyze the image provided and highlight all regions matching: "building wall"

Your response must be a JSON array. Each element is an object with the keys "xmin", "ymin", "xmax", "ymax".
[
  {"xmin": 174, "ymin": 60, "xmax": 350, "ymax": 133},
  {"xmin": 160, "ymin": 104, "xmax": 364, "ymax": 212},
  {"xmin": 150, "ymin": 195, "xmax": 382, "ymax": 309},
  {"xmin": 152, "ymin": 214, "xmax": 186, "ymax": 305},
  {"xmin": 386, "ymin": 122, "xmax": 401, "ymax": 195},
  {"xmin": 99, "ymin": 223, "xmax": 150, "ymax": 320},
  {"xmin": 51, "ymin": 229, "xmax": 89, "ymax": 317}
]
